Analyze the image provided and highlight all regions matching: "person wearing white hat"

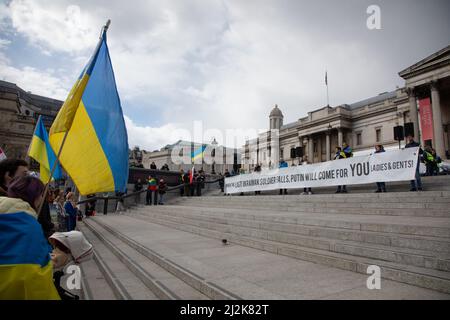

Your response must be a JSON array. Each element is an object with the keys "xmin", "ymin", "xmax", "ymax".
[{"xmin": 49, "ymin": 231, "xmax": 93, "ymax": 300}]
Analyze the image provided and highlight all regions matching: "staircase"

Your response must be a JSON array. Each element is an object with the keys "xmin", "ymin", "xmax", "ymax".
[
  {"xmin": 76, "ymin": 186, "xmax": 450, "ymax": 299},
  {"xmin": 129, "ymin": 191, "xmax": 450, "ymax": 294}
]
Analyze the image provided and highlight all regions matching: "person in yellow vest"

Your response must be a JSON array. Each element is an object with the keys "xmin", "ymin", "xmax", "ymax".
[
  {"xmin": 146, "ymin": 175, "xmax": 158, "ymax": 205},
  {"xmin": 423, "ymin": 146, "xmax": 436, "ymax": 176}
]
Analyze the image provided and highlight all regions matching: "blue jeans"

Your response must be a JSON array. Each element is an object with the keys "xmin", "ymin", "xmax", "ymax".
[{"xmin": 410, "ymin": 163, "xmax": 422, "ymax": 190}]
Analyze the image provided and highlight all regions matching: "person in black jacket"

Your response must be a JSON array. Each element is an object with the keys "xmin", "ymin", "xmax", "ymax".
[
  {"xmin": 183, "ymin": 171, "xmax": 191, "ymax": 197},
  {"xmin": 38, "ymin": 190, "xmax": 56, "ymax": 240},
  {"xmin": 334, "ymin": 147, "xmax": 348, "ymax": 193},
  {"xmin": 133, "ymin": 178, "xmax": 143, "ymax": 204},
  {"xmin": 253, "ymin": 164, "xmax": 261, "ymax": 195},
  {"xmin": 405, "ymin": 134, "xmax": 423, "ymax": 191},
  {"xmin": 85, "ymin": 194, "xmax": 97, "ymax": 217},
  {"xmin": 179, "ymin": 169, "xmax": 185, "ymax": 196},
  {"xmin": 218, "ymin": 172, "xmax": 225, "ymax": 193},
  {"xmin": 374, "ymin": 145, "xmax": 387, "ymax": 192},
  {"xmin": 158, "ymin": 179, "xmax": 168, "ymax": 204},
  {"xmin": 196, "ymin": 170, "xmax": 205, "ymax": 196}
]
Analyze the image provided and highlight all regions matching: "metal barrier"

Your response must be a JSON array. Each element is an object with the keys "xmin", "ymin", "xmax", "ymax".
[{"xmin": 77, "ymin": 177, "xmax": 224, "ymax": 215}]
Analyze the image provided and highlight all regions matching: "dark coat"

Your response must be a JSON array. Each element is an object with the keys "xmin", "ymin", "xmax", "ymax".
[
  {"xmin": 134, "ymin": 181, "xmax": 143, "ymax": 192},
  {"xmin": 158, "ymin": 182, "xmax": 167, "ymax": 194},
  {"xmin": 38, "ymin": 201, "xmax": 55, "ymax": 239}
]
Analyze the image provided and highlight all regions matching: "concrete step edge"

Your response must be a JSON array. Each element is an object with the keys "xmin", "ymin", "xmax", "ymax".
[
  {"xmin": 138, "ymin": 211, "xmax": 450, "ymax": 271},
  {"xmin": 130, "ymin": 214, "xmax": 450, "ymax": 294},
  {"xmin": 78, "ymin": 224, "xmax": 130, "ymax": 300},
  {"xmin": 84, "ymin": 219, "xmax": 186, "ymax": 300},
  {"xmin": 134, "ymin": 206, "xmax": 450, "ymax": 238},
  {"xmin": 89, "ymin": 217, "xmax": 241, "ymax": 300},
  {"xmin": 136, "ymin": 209, "xmax": 450, "ymax": 254}
]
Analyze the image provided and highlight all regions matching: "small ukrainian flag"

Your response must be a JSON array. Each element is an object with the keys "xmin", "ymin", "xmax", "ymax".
[
  {"xmin": 191, "ymin": 145, "xmax": 206, "ymax": 163},
  {"xmin": 28, "ymin": 116, "xmax": 62, "ymax": 182}
]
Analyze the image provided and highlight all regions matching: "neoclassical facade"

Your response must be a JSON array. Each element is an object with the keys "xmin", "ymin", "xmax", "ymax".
[
  {"xmin": 0, "ymin": 80, "xmax": 61, "ymax": 161},
  {"xmin": 242, "ymin": 45, "xmax": 450, "ymax": 171}
]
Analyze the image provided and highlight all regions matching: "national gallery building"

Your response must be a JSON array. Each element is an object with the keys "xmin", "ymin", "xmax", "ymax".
[{"xmin": 242, "ymin": 45, "xmax": 450, "ymax": 171}]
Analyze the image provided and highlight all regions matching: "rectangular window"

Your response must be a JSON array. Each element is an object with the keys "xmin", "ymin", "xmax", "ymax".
[
  {"xmin": 357, "ymin": 133, "xmax": 362, "ymax": 146},
  {"xmin": 280, "ymin": 148, "xmax": 284, "ymax": 159},
  {"xmin": 376, "ymin": 129, "xmax": 381, "ymax": 142}
]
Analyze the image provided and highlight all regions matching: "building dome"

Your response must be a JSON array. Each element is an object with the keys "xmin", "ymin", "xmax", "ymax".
[
  {"xmin": 269, "ymin": 104, "xmax": 283, "ymax": 118},
  {"xmin": 269, "ymin": 104, "xmax": 283, "ymax": 130}
]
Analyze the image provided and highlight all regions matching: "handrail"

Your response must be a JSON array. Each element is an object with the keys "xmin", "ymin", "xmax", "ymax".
[{"xmin": 77, "ymin": 177, "xmax": 224, "ymax": 205}]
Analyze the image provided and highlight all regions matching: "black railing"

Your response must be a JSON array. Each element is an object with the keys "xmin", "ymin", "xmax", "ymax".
[{"xmin": 77, "ymin": 177, "xmax": 224, "ymax": 215}]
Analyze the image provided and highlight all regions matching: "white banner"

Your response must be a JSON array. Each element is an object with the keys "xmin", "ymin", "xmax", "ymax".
[{"xmin": 225, "ymin": 147, "xmax": 419, "ymax": 194}]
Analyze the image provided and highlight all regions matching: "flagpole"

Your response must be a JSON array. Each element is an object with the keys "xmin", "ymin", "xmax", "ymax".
[
  {"xmin": 326, "ymin": 70, "xmax": 329, "ymax": 107},
  {"xmin": 36, "ymin": 19, "xmax": 111, "ymax": 217},
  {"xmin": 327, "ymin": 84, "xmax": 329, "ymax": 107}
]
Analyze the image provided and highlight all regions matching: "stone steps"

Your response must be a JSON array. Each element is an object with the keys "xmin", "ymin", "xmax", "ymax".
[
  {"xmin": 78, "ymin": 223, "xmax": 159, "ymax": 299},
  {"xmin": 141, "ymin": 204, "xmax": 450, "ymax": 239},
  {"xmin": 87, "ymin": 216, "xmax": 296, "ymax": 299},
  {"xmin": 81, "ymin": 218, "xmax": 245, "ymax": 300},
  {"xmin": 133, "ymin": 208, "xmax": 450, "ymax": 272},
  {"xmin": 173, "ymin": 192, "xmax": 450, "ymax": 217},
  {"xmin": 82, "ymin": 219, "xmax": 211, "ymax": 300},
  {"xmin": 78, "ymin": 252, "xmax": 118, "ymax": 300},
  {"xmin": 136, "ymin": 207, "xmax": 450, "ymax": 253},
  {"xmin": 127, "ymin": 209, "xmax": 450, "ymax": 294}
]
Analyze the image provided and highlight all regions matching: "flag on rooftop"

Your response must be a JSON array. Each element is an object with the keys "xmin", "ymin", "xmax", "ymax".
[
  {"xmin": 49, "ymin": 21, "xmax": 129, "ymax": 195},
  {"xmin": 191, "ymin": 144, "xmax": 206, "ymax": 163}
]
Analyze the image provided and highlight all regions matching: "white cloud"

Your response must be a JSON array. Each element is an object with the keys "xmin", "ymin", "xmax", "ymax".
[
  {"xmin": 0, "ymin": 64, "xmax": 71, "ymax": 99},
  {"xmin": 124, "ymin": 115, "xmax": 184, "ymax": 151},
  {"xmin": 1, "ymin": 0, "xmax": 431, "ymax": 151},
  {"xmin": 8, "ymin": 0, "xmax": 98, "ymax": 54}
]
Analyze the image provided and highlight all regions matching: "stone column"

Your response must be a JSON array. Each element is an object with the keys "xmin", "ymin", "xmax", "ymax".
[
  {"xmin": 326, "ymin": 132, "xmax": 331, "ymax": 161},
  {"xmin": 338, "ymin": 129, "xmax": 343, "ymax": 147},
  {"xmin": 431, "ymin": 81, "xmax": 445, "ymax": 158},
  {"xmin": 308, "ymin": 135, "xmax": 314, "ymax": 163},
  {"xmin": 406, "ymin": 87, "xmax": 419, "ymax": 140}
]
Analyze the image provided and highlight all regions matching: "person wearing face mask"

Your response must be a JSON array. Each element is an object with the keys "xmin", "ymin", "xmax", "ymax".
[
  {"xmin": 0, "ymin": 175, "xmax": 60, "ymax": 300},
  {"xmin": 48, "ymin": 231, "xmax": 93, "ymax": 300}
]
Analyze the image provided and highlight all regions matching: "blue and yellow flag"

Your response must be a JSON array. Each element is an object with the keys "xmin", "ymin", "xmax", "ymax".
[
  {"xmin": 28, "ymin": 116, "xmax": 62, "ymax": 183},
  {"xmin": 0, "ymin": 206, "xmax": 60, "ymax": 300},
  {"xmin": 191, "ymin": 145, "xmax": 206, "ymax": 163},
  {"xmin": 49, "ymin": 24, "xmax": 129, "ymax": 195}
]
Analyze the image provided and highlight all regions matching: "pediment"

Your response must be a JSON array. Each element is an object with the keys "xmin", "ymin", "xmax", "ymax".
[{"xmin": 399, "ymin": 45, "xmax": 450, "ymax": 79}]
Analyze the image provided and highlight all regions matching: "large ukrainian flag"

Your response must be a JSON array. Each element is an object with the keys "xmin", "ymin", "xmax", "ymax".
[
  {"xmin": 49, "ymin": 23, "xmax": 129, "ymax": 195},
  {"xmin": 28, "ymin": 116, "xmax": 62, "ymax": 183},
  {"xmin": 0, "ymin": 208, "xmax": 60, "ymax": 300}
]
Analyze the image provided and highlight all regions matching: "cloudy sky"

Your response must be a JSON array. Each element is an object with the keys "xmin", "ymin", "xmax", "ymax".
[{"xmin": 0, "ymin": 0, "xmax": 449, "ymax": 150}]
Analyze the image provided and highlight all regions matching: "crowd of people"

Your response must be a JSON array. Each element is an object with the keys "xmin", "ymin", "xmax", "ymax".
[
  {"xmin": 0, "ymin": 159, "xmax": 93, "ymax": 300},
  {"xmin": 178, "ymin": 169, "xmax": 206, "ymax": 197}
]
